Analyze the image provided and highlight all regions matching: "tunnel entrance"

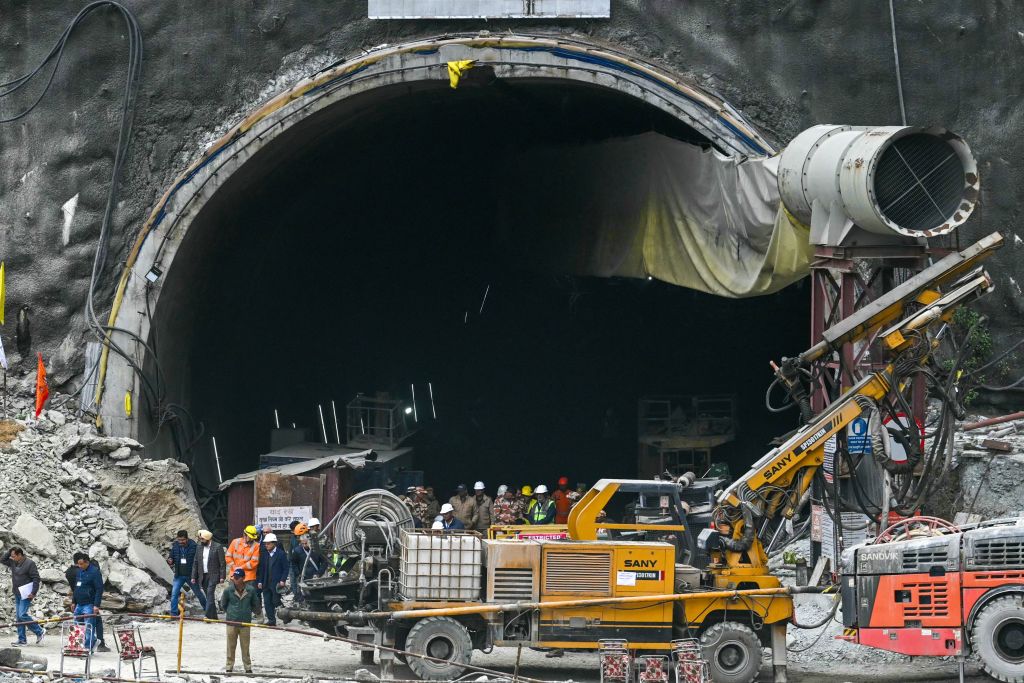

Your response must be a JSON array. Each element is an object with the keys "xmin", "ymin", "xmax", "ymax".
[
  {"xmin": 100, "ymin": 36, "xmax": 808, "ymax": 512},
  {"xmin": 139, "ymin": 77, "xmax": 806, "ymax": 496}
]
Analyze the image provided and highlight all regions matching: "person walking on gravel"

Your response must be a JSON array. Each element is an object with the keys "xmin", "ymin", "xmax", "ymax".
[{"xmin": 1, "ymin": 547, "xmax": 44, "ymax": 646}]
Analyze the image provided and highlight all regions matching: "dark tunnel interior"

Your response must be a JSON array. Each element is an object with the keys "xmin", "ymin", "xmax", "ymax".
[{"xmin": 144, "ymin": 78, "xmax": 809, "ymax": 499}]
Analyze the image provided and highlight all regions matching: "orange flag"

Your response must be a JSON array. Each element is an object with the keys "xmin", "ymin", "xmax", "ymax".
[{"xmin": 34, "ymin": 353, "xmax": 49, "ymax": 418}]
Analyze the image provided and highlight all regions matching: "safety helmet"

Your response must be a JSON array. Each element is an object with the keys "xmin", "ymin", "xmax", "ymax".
[
  {"xmin": 535, "ymin": 484, "xmax": 549, "ymax": 494},
  {"xmin": 496, "ymin": 484, "xmax": 508, "ymax": 496},
  {"xmin": 243, "ymin": 525, "xmax": 258, "ymax": 539},
  {"xmin": 431, "ymin": 521, "xmax": 444, "ymax": 530},
  {"xmin": 293, "ymin": 523, "xmax": 309, "ymax": 537},
  {"xmin": 521, "ymin": 485, "xmax": 533, "ymax": 496},
  {"xmin": 308, "ymin": 517, "xmax": 321, "ymax": 527},
  {"xmin": 440, "ymin": 503, "xmax": 455, "ymax": 514},
  {"xmin": 474, "ymin": 481, "xmax": 485, "ymax": 490},
  {"xmin": 558, "ymin": 476, "xmax": 569, "ymax": 486},
  {"xmin": 264, "ymin": 533, "xmax": 278, "ymax": 543}
]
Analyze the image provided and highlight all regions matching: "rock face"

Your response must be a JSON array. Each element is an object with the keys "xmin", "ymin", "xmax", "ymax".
[
  {"xmin": 99, "ymin": 459, "xmax": 205, "ymax": 551},
  {"xmin": 11, "ymin": 514, "xmax": 58, "ymax": 558}
]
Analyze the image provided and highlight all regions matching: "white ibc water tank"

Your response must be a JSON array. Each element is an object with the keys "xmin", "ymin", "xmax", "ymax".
[{"xmin": 778, "ymin": 125, "xmax": 978, "ymax": 245}]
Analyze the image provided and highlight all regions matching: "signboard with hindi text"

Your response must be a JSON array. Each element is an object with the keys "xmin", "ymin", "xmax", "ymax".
[{"xmin": 255, "ymin": 506, "xmax": 313, "ymax": 531}]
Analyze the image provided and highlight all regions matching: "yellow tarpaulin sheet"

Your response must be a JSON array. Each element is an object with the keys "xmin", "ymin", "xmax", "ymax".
[{"xmin": 494, "ymin": 132, "xmax": 812, "ymax": 298}]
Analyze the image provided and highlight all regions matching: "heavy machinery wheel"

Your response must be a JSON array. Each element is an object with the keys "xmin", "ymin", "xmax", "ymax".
[
  {"xmin": 405, "ymin": 617, "xmax": 473, "ymax": 681},
  {"xmin": 700, "ymin": 621, "xmax": 762, "ymax": 683},
  {"xmin": 972, "ymin": 595, "xmax": 1024, "ymax": 683}
]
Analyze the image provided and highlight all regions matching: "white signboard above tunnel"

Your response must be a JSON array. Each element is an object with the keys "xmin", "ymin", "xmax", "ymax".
[{"xmin": 368, "ymin": 0, "xmax": 610, "ymax": 19}]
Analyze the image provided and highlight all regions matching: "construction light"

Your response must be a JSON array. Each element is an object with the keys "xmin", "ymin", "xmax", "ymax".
[
  {"xmin": 404, "ymin": 406, "xmax": 413, "ymax": 415},
  {"xmin": 145, "ymin": 265, "xmax": 163, "ymax": 283}
]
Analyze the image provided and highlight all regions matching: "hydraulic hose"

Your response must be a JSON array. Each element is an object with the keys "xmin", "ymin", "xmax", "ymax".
[{"xmin": 719, "ymin": 504, "xmax": 756, "ymax": 553}]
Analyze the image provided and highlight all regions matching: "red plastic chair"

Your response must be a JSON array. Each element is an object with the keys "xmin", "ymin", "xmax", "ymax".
[
  {"xmin": 59, "ymin": 621, "xmax": 93, "ymax": 678},
  {"xmin": 113, "ymin": 624, "xmax": 160, "ymax": 681}
]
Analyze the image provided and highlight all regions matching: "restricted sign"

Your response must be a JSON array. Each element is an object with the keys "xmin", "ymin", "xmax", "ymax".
[{"xmin": 255, "ymin": 506, "xmax": 312, "ymax": 530}]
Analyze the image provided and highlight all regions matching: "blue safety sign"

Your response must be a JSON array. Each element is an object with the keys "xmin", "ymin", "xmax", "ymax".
[{"xmin": 847, "ymin": 417, "xmax": 872, "ymax": 455}]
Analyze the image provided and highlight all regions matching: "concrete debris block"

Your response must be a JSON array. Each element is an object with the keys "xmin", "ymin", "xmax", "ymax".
[
  {"xmin": 45, "ymin": 410, "xmax": 66, "ymax": 426},
  {"xmin": 58, "ymin": 435, "xmax": 80, "ymax": 459},
  {"xmin": 99, "ymin": 528, "xmax": 130, "ymax": 551},
  {"xmin": 120, "ymin": 437, "xmax": 144, "ymax": 451},
  {"xmin": 38, "ymin": 567, "xmax": 65, "ymax": 583},
  {"xmin": 109, "ymin": 446, "xmax": 134, "ymax": 461},
  {"xmin": 11, "ymin": 513, "xmax": 58, "ymax": 558},
  {"xmin": 127, "ymin": 539, "xmax": 174, "ymax": 584},
  {"xmin": 105, "ymin": 557, "xmax": 166, "ymax": 607},
  {"xmin": 79, "ymin": 435, "xmax": 124, "ymax": 453},
  {"xmin": 59, "ymin": 490, "xmax": 75, "ymax": 507},
  {"xmin": 116, "ymin": 455, "xmax": 143, "ymax": 468}
]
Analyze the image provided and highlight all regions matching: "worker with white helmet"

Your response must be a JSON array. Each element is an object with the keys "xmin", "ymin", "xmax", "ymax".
[
  {"xmin": 492, "ymin": 484, "xmax": 520, "ymax": 525},
  {"xmin": 526, "ymin": 484, "xmax": 556, "ymax": 525},
  {"xmin": 256, "ymin": 532, "xmax": 289, "ymax": 626},
  {"xmin": 439, "ymin": 503, "xmax": 466, "ymax": 531},
  {"xmin": 472, "ymin": 481, "xmax": 493, "ymax": 532}
]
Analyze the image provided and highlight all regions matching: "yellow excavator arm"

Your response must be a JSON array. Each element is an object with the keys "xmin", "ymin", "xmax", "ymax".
[{"xmin": 709, "ymin": 233, "xmax": 1002, "ymax": 566}]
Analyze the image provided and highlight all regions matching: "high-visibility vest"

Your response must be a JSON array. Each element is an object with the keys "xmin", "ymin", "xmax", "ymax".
[
  {"xmin": 225, "ymin": 537, "xmax": 260, "ymax": 582},
  {"xmin": 528, "ymin": 499, "xmax": 554, "ymax": 524}
]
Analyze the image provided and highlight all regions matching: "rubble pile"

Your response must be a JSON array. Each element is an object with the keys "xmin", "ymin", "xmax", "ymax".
[
  {"xmin": 0, "ymin": 390, "xmax": 203, "ymax": 622},
  {"xmin": 953, "ymin": 413, "xmax": 1024, "ymax": 519}
]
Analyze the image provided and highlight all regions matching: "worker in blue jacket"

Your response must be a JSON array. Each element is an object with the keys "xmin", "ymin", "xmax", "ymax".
[
  {"xmin": 70, "ymin": 552, "xmax": 103, "ymax": 651},
  {"xmin": 167, "ymin": 530, "xmax": 201, "ymax": 615},
  {"xmin": 256, "ymin": 533, "xmax": 289, "ymax": 626}
]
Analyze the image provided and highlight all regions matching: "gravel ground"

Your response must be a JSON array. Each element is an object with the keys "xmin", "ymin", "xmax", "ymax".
[{"xmin": 11, "ymin": 619, "xmax": 986, "ymax": 682}]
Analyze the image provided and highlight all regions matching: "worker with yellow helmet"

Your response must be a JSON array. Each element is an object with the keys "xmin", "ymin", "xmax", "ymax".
[
  {"xmin": 225, "ymin": 524, "xmax": 263, "ymax": 617},
  {"xmin": 517, "ymin": 485, "xmax": 534, "ymax": 523}
]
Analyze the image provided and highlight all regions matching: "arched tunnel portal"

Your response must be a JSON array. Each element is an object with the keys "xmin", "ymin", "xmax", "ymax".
[{"xmin": 97, "ymin": 35, "xmax": 809, "ymax": 502}]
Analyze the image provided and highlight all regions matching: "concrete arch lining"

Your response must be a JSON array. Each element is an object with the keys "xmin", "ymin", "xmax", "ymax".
[{"xmin": 97, "ymin": 33, "xmax": 774, "ymax": 437}]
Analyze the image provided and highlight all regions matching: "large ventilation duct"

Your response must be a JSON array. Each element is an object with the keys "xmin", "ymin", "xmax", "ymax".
[{"xmin": 778, "ymin": 126, "xmax": 978, "ymax": 246}]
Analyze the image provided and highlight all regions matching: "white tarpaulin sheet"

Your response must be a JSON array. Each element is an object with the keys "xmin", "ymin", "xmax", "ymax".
[{"xmin": 495, "ymin": 132, "xmax": 812, "ymax": 298}]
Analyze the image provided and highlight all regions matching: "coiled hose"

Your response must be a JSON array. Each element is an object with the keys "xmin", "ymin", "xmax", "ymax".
[{"xmin": 330, "ymin": 489, "xmax": 415, "ymax": 550}]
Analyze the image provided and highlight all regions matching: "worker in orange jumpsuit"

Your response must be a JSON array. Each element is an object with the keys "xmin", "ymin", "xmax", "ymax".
[
  {"xmin": 225, "ymin": 525, "xmax": 263, "ymax": 617},
  {"xmin": 552, "ymin": 476, "xmax": 573, "ymax": 524}
]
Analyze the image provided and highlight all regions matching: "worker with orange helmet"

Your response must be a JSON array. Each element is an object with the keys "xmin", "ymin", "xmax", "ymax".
[
  {"xmin": 225, "ymin": 525, "xmax": 263, "ymax": 617},
  {"xmin": 552, "ymin": 476, "xmax": 572, "ymax": 524},
  {"xmin": 287, "ymin": 521, "xmax": 308, "ymax": 602}
]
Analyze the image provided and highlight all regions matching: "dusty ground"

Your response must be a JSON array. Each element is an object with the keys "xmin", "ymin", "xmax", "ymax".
[{"xmin": 16, "ymin": 619, "xmax": 986, "ymax": 682}]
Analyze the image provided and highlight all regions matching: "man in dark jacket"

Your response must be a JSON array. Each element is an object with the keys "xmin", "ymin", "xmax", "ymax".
[
  {"xmin": 219, "ymin": 569, "xmax": 257, "ymax": 673},
  {"xmin": 65, "ymin": 558, "xmax": 108, "ymax": 651},
  {"xmin": 1, "ymin": 547, "xmax": 43, "ymax": 646},
  {"xmin": 255, "ymin": 533, "xmax": 288, "ymax": 626},
  {"xmin": 70, "ymin": 552, "xmax": 103, "ymax": 651},
  {"xmin": 191, "ymin": 530, "xmax": 226, "ymax": 619},
  {"xmin": 168, "ymin": 530, "xmax": 200, "ymax": 615},
  {"xmin": 289, "ymin": 534, "xmax": 324, "ymax": 605}
]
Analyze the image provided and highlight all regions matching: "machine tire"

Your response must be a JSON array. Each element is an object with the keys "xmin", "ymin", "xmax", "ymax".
[
  {"xmin": 972, "ymin": 595, "xmax": 1024, "ymax": 683},
  {"xmin": 405, "ymin": 617, "xmax": 473, "ymax": 681},
  {"xmin": 700, "ymin": 621, "xmax": 762, "ymax": 683}
]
